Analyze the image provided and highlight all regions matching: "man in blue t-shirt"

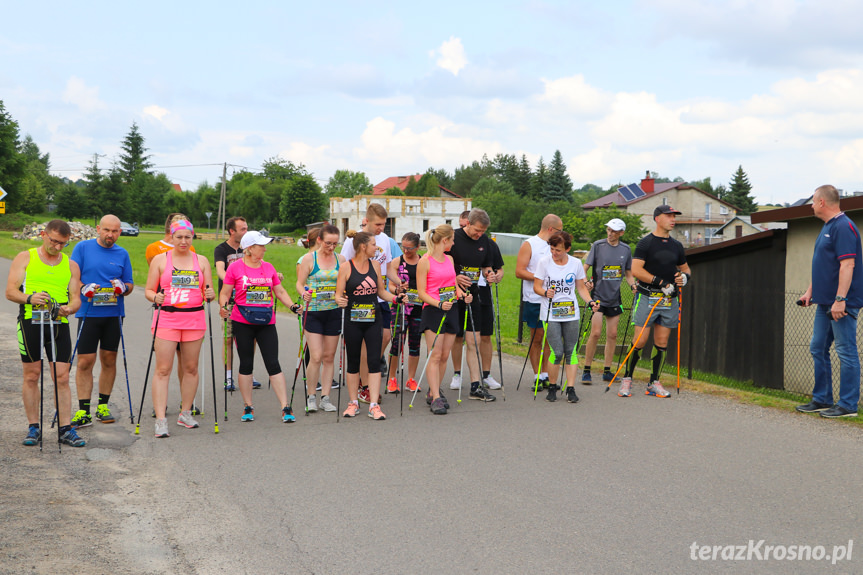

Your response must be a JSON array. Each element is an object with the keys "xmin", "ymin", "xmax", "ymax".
[
  {"xmin": 797, "ymin": 185, "xmax": 862, "ymax": 418},
  {"xmin": 69, "ymin": 215, "xmax": 134, "ymax": 428}
]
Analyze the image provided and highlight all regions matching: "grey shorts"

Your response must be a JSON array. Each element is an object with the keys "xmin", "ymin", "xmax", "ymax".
[{"xmin": 632, "ymin": 292, "xmax": 679, "ymax": 328}]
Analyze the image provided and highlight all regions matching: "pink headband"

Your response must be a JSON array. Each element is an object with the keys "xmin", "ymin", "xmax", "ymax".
[{"xmin": 170, "ymin": 220, "xmax": 194, "ymax": 235}]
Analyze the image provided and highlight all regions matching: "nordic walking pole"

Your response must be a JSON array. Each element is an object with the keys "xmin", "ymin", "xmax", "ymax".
[
  {"xmin": 205, "ymin": 286, "xmax": 219, "ymax": 433},
  {"xmin": 614, "ymin": 306, "xmax": 633, "ymax": 377},
  {"xmin": 533, "ymin": 297, "xmax": 553, "ymax": 400},
  {"xmin": 38, "ymin": 296, "xmax": 45, "ymax": 451},
  {"xmin": 118, "ymin": 317, "xmax": 135, "ymax": 424},
  {"xmin": 48, "ymin": 302, "xmax": 61, "ymax": 452},
  {"xmin": 458, "ymin": 302, "xmax": 467, "ymax": 405},
  {"xmin": 135, "ymin": 294, "xmax": 162, "ymax": 435},
  {"xmin": 52, "ymin": 305, "xmax": 89, "ymax": 429},
  {"xmin": 289, "ymin": 288, "xmax": 312, "ymax": 412},
  {"xmin": 336, "ymin": 307, "xmax": 345, "ymax": 422},
  {"xmin": 677, "ymin": 287, "xmax": 683, "ymax": 395},
  {"xmin": 604, "ymin": 296, "xmax": 662, "ymax": 393},
  {"xmin": 466, "ymin": 297, "xmax": 486, "ymax": 402},
  {"xmin": 399, "ymin": 303, "xmax": 407, "ymax": 417},
  {"xmin": 387, "ymin": 299, "xmax": 401, "ymax": 395},
  {"xmin": 493, "ymin": 282, "xmax": 506, "ymax": 400},
  {"xmin": 409, "ymin": 312, "xmax": 447, "ymax": 409},
  {"xmin": 516, "ymin": 327, "xmax": 537, "ymax": 391},
  {"xmin": 223, "ymin": 316, "xmax": 229, "ymax": 421}
]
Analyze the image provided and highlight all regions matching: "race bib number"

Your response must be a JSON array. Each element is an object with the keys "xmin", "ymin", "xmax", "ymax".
[
  {"xmin": 93, "ymin": 287, "xmax": 118, "ymax": 307},
  {"xmin": 551, "ymin": 300, "xmax": 576, "ymax": 319},
  {"xmin": 601, "ymin": 266, "xmax": 623, "ymax": 281},
  {"xmin": 460, "ymin": 267, "xmax": 480, "ymax": 283},
  {"xmin": 245, "ymin": 286, "xmax": 272, "ymax": 305},
  {"xmin": 315, "ymin": 285, "xmax": 336, "ymax": 302},
  {"xmin": 171, "ymin": 270, "xmax": 200, "ymax": 290},
  {"xmin": 32, "ymin": 304, "xmax": 52, "ymax": 324},
  {"xmin": 405, "ymin": 289, "xmax": 422, "ymax": 305},
  {"xmin": 439, "ymin": 286, "xmax": 456, "ymax": 302},
  {"xmin": 648, "ymin": 292, "xmax": 673, "ymax": 308},
  {"xmin": 350, "ymin": 303, "xmax": 376, "ymax": 322}
]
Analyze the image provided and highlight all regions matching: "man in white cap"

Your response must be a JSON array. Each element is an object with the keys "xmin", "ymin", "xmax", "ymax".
[{"xmin": 582, "ymin": 218, "xmax": 635, "ymax": 383}]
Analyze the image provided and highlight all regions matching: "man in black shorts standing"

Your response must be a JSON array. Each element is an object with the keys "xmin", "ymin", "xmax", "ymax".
[
  {"xmin": 447, "ymin": 208, "xmax": 496, "ymax": 401},
  {"xmin": 582, "ymin": 218, "xmax": 635, "ymax": 384},
  {"xmin": 70, "ymin": 215, "xmax": 134, "ymax": 427},
  {"xmin": 618, "ymin": 205, "xmax": 690, "ymax": 398},
  {"xmin": 5, "ymin": 219, "xmax": 85, "ymax": 446},
  {"xmin": 214, "ymin": 216, "xmax": 249, "ymax": 391}
]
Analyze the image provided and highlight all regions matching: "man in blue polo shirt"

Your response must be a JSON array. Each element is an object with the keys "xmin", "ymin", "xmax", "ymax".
[
  {"xmin": 797, "ymin": 185, "xmax": 862, "ymax": 418},
  {"xmin": 70, "ymin": 215, "xmax": 134, "ymax": 427}
]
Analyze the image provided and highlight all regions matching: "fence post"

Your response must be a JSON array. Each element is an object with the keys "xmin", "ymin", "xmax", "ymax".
[
  {"xmin": 517, "ymin": 298, "xmax": 524, "ymax": 343},
  {"xmin": 687, "ymin": 287, "xmax": 693, "ymax": 380}
]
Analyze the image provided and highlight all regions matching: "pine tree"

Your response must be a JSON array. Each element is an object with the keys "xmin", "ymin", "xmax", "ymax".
[
  {"xmin": 528, "ymin": 157, "xmax": 547, "ymax": 201},
  {"xmin": 726, "ymin": 165, "xmax": 758, "ymax": 215},
  {"xmin": 543, "ymin": 150, "xmax": 573, "ymax": 203},
  {"xmin": 118, "ymin": 122, "xmax": 153, "ymax": 180},
  {"xmin": 513, "ymin": 154, "xmax": 532, "ymax": 197}
]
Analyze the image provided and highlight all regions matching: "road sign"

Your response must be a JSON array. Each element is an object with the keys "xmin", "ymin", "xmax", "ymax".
[
  {"xmin": 0, "ymin": 201, "xmax": 5, "ymax": 214},
  {"xmin": 0, "ymin": 185, "xmax": 7, "ymax": 201}
]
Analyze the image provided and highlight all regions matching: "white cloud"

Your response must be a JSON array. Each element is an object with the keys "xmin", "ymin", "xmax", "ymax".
[
  {"xmin": 62, "ymin": 76, "xmax": 104, "ymax": 113},
  {"xmin": 430, "ymin": 36, "xmax": 467, "ymax": 76},
  {"xmin": 539, "ymin": 75, "xmax": 608, "ymax": 116},
  {"xmin": 279, "ymin": 142, "xmax": 332, "ymax": 168},
  {"xmin": 143, "ymin": 105, "xmax": 169, "ymax": 122}
]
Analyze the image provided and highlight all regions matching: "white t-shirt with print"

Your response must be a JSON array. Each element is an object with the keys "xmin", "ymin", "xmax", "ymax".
[{"xmin": 534, "ymin": 254, "xmax": 586, "ymax": 323}]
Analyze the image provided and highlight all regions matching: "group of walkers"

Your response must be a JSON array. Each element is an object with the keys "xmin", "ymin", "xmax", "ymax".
[{"xmin": 8, "ymin": 198, "xmax": 699, "ymax": 448}]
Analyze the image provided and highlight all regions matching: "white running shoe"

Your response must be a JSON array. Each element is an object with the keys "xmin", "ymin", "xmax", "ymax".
[
  {"xmin": 618, "ymin": 377, "xmax": 632, "ymax": 397},
  {"xmin": 449, "ymin": 373, "xmax": 462, "ymax": 390},
  {"xmin": 319, "ymin": 395, "xmax": 336, "ymax": 412},
  {"xmin": 307, "ymin": 395, "xmax": 318, "ymax": 413},
  {"xmin": 483, "ymin": 375, "xmax": 502, "ymax": 390},
  {"xmin": 155, "ymin": 418, "xmax": 170, "ymax": 438},
  {"xmin": 176, "ymin": 411, "xmax": 199, "ymax": 429}
]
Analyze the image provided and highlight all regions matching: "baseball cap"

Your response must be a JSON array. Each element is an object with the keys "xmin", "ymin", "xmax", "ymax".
[
  {"xmin": 240, "ymin": 230, "xmax": 274, "ymax": 250},
  {"xmin": 605, "ymin": 218, "xmax": 626, "ymax": 232},
  {"xmin": 654, "ymin": 205, "xmax": 682, "ymax": 219}
]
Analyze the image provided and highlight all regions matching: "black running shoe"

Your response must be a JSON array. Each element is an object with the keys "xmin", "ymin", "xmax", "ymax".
[
  {"xmin": 566, "ymin": 387, "xmax": 579, "ymax": 403},
  {"xmin": 545, "ymin": 384, "xmax": 559, "ymax": 402},
  {"xmin": 469, "ymin": 386, "xmax": 496, "ymax": 402}
]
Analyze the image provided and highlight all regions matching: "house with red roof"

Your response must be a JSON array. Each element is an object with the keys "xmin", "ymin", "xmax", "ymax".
[
  {"xmin": 582, "ymin": 172, "xmax": 745, "ymax": 246},
  {"xmin": 371, "ymin": 174, "xmax": 461, "ymax": 198}
]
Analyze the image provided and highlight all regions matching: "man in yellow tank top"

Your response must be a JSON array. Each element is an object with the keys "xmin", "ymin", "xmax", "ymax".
[{"xmin": 5, "ymin": 220, "xmax": 85, "ymax": 447}]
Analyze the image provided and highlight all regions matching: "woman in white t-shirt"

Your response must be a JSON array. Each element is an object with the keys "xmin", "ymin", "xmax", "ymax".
[{"xmin": 533, "ymin": 231, "xmax": 598, "ymax": 403}]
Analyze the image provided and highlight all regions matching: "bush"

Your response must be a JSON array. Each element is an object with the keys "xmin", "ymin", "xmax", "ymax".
[{"xmin": 0, "ymin": 212, "xmax": 42, "ymax": 231}]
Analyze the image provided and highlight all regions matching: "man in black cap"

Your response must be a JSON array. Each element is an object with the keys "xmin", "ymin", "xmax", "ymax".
[{"xmin": 617, "ymin": 204, "xmax": 691, "ymax": 398}]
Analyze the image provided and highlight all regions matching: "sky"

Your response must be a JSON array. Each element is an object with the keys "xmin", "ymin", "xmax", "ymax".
[{"xmin": 3, "ymin": 0, "xmax": 863, "ymax": 205}]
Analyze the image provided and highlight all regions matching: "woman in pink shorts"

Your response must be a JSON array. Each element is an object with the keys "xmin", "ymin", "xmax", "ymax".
[{"xmin": 145, "ymin": 220, "xmax": 215, "ymax": 438}]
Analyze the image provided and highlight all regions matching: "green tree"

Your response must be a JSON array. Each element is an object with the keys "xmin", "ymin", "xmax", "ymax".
[
  {"xmin": 81, "ymin": 154, "xmax": 105, "ymax": 219},
  {"xmin": 725, "ymin": 165, "xmax": 758, "ymax": 215},
  {"xmin": 544, "ymin": 150, "xmax": 573, "ymax": 203},
  {"xmin": 452, "ymin": 160, "xmax": 493, "ymax": 197},
  {"xmin": 261, "ymin": 156, "xmax": 310, "ymax": 216},
  {"xmin": 384, "ymin": 186, "xmax": 405, "ymax": 196},
  {"xmin": 566, "ymin": 206, "xmax": 647, "ymax": 244},
  {"xmin": 118, "ymin": 122, "xmax": 153, "ymax": 180},
  {"xmin": 515, "ymin": 200, "xmax": 574, "ymax": 235},
  {"xmin": 162, "ymin": 187, "xmax": 189, "ymax": 217},
  {"xmin": 55, "ymin": 181, "xmax": 88, "ymax": 220},
  {"xmin": 528, "ymin": 157, "xmax": 547, "ymax": 201},
  {"xmin": 403, "ymin": 176, "xmax": 420, "ymax": 197},
  {"xmin": 416, "ymin": 173, "xmax": 441, "ymax": 196},
  {"xmin": 425, "ymin": 167, "xmax": 453, "ymax": 190},
  {"xmin": 236, "ymin": 182, "xmax": 269, "ymax": 228},
  {"xmin": 279, "ymin": 174, "xmax": 327, "ymax": 229},
  {"xmin": 325, "ymin": 169, "xmax": 372, "ymax": 197},
  {"xmin": 0, "ymin": 100, "xmax": 26, "ymax": 212},
  {"xmin": 471, "ymin": 178, "xmax": 522, "ymax": 232},
  {"xmin": 572, "ymin": 183, "xmax": 606, "ymax": 207},
  {"xmin": 689, "ymin": 176, "xmax": 715, "ymax": 196},
  {"xmin": 99, "ymin": 169, "xmax": 131, "ymax": 218},
  {"xmin": 17, "ymin": 174, "xmax": 47, "ymax": 214},
  {"xmin": 131, "ymin": 172, "xmax": 173, "ymax": 224},
  {"xmin": 512, "ymin": 155, "xmax": 532, "ymax": 197}
]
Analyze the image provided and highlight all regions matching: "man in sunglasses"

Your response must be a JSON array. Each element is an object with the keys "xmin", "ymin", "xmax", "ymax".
[{"xmin": 5, "ymin": 219, "xmax": 85, "ymax": 447}]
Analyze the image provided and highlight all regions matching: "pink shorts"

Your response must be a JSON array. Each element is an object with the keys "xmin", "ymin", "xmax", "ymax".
[{"xmin": 154, "ymin": 328, "xmax": 206, "ymax": 343}]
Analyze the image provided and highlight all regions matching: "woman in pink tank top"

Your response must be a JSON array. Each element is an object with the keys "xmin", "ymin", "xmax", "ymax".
[
  {"xmin": 416, "ymin": 224, "xmax": 472, "ymax": 415},
  {"xmin": 144, "ymin": 220, "xmax": 215, "ymax": 437}
]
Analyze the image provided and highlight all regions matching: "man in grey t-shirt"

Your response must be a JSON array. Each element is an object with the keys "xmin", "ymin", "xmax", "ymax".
[{"xmin": 582, "ymin": 218, "xmax": 635, "ymax": 383}]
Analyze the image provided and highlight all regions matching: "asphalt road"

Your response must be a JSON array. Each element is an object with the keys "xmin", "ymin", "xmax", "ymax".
[{"xmin": 1, "ymin": 255, "xmax": 861, "ymax": 574}]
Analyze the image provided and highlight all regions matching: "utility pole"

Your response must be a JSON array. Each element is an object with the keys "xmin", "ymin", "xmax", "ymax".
[{"xmin": 216, "ymin": 162, "xmax": 227, "ymax": 239}]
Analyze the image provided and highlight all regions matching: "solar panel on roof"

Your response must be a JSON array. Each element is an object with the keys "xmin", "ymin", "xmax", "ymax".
[
  {"xmin": 627, "ymin": 183, "xmax": 646, "ymax": 199},
  {"xmin": 618, "ymin": 186, "xmax": 635, "ymax": 202}
]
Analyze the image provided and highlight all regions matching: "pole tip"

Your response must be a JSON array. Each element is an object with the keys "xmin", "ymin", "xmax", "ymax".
[
  {"xmin": 134, "ymin": 426, "xmax": 140, "ymax": 434},
  {"xmin": 214, "ymin": 425, "xmax": 219, "ymax": 434}
]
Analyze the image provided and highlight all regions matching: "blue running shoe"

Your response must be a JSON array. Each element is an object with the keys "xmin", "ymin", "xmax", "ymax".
[
  {"xmin": 58, "ymin": 427, "xmax": 86, "ymax": 447},
  {"xmin": 252, "ymin": 379, "xmax": 262, "ymax": 390},
  {"xmin": 224, "ymin": 380, "xmax": 237, "ymax": 392},
  {"xmin": 241, "ymin": 405, "xmax": 255, "ymax": 422},
  {"xmin": 282, "ymin": 406, "xmax": 296, "ymax": 423},
  {"xmin": 23, "ymin": 426, "xmax": 41, "ymax": 446},
  {"xmin": 581, "ymin": 371, "xmax": 592, "ymax": 384},
  {"xmin": 602, "ymin": 371, "xmax": 614, "ymax": 382}
]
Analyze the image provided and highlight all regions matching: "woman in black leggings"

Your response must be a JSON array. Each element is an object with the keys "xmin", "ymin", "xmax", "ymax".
[{"xmin": 335, "ymin": 230, "xmax": 402, "ymax": 421}]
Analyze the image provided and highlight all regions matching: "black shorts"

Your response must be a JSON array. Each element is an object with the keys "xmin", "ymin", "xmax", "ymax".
[
  {"xmin": 457, "ymin": 295, "xmax": 484, "ymax": 337},
  {"xmin": 378, "ymin": 301, "xmax": 392, "ymax": 328},
  {"xmin": 76, "ymin": 315, "xmax": 123, "ymax": 354},
  {"xmin": 17, "ymin": 319, "xmax": 72, "ymax": 363},
  {"xmin": 304, "ymin": 308, "xmax": 342, "ymax": 336},
  {"xmin": 420, "ymin": 304, "xmax": 459, "ymax": 335},
  {"xmin": 597, "ymin": 304, "xmax": 623, "ymax": 318},
  {"xmin": 477, "ymin": 286, "xmax": 495, "ymax": 336}
]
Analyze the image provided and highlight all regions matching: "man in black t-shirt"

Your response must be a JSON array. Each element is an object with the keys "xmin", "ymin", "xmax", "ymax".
[
  {"xmin": 214, "ymin": 216, "xmax": 248, "ymax": 390},
  {"xmin": 618, "ymin": 205, "xmax": 691, "ymax": 399},
  {"xmin": 446, "ymin": 208, "xmax": 496, "ymax": 401}
]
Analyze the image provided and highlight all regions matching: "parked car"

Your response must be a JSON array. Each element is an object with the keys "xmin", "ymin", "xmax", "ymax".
[{"xmin": 120, "ymin": 221, "xmax": 139, "ymax": 236}]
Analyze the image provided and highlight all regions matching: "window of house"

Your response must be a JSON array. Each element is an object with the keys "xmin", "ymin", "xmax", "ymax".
[
  {"xmin": 423, "ymin": 219, "xmax": 429, "ymax": 232},
  {"xmin": 720, "ymin": 205, "xmax": 729, "ymax": 215},
  {"xmin": 705, "ymin": 203, "xmax": 711, "ymax": 219},
  {"xmin": 445, "ymin": 219, "xmax": 451, "ymax": 226},
  {"xmin": 662, "ymin": 197, "xmax": 668, "ymax": 205}
]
